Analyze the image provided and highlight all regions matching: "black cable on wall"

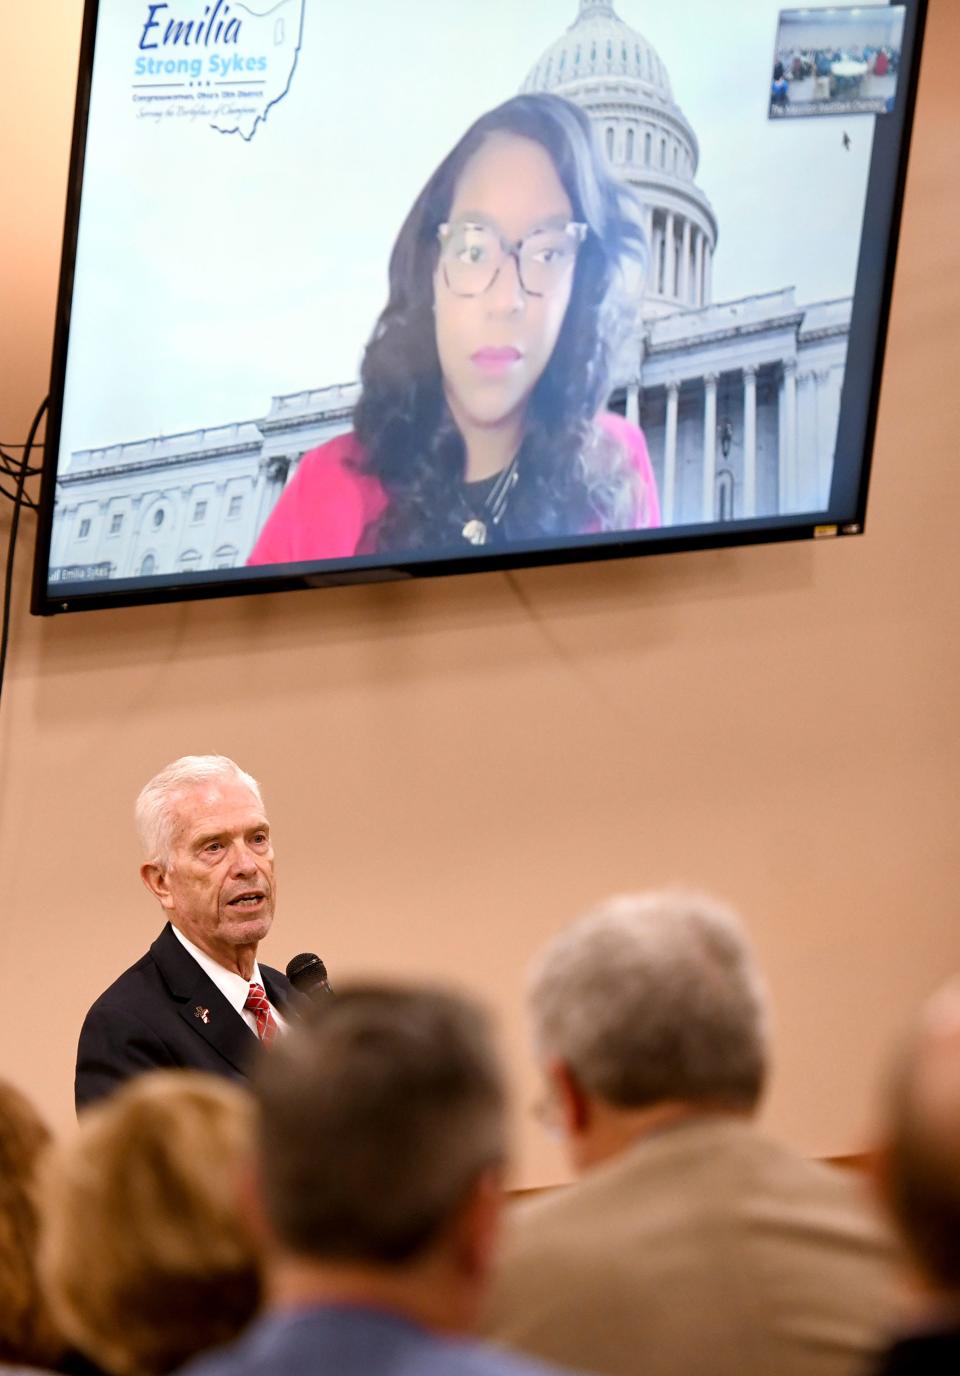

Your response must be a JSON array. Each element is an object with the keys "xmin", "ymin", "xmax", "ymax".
[{"xmin": 0, "ymin": 396, "xmax": 48, "ymax": 712}]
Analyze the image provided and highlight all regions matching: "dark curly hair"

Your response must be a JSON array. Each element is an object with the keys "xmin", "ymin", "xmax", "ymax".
[{"xmin": 353, "ymin": 93, "xmax": 648, "ymax": 553}]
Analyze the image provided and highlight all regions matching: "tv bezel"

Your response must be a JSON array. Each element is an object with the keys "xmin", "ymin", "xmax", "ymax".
[{"xmin": 31, "ymin": 0, "xmax": 929, "ymax": 617}]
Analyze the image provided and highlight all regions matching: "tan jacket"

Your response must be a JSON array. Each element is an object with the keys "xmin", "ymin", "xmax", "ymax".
[{"xmin": 485, "ymin": 1116, "xmax": 899, "ymax": 1376}]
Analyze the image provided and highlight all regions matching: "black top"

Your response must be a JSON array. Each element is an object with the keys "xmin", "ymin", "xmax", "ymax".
[
  {"xmin": 74, "ymin": 921, "xmax": 297, "ymax": 1111},
  {"xmin": 460, "ymin": 474, "xmax": 509, "ymax": 545},
  {"xmin": 873, "ymin": 1327, "xmax": 960, "ymax": 1376},
  {"xmin": 462, "ymin": 470, "xmax": 503, "ymax": 506}
]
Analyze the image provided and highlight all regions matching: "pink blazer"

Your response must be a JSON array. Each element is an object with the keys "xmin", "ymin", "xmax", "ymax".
[{"xmin": 248, "ymin": 412, "xmax": 660, "ymax": 567}]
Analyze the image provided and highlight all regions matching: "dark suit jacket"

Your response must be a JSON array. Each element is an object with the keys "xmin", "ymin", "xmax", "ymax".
[
  {"xmin": 75, "ymin": 922, "xmax": 296, "ymax": 1111},
  {"xmin": 873, "ymin": 1328, "xmax": 960, "ymax": 1376}
]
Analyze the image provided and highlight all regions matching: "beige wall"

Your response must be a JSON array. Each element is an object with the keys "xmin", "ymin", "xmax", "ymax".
[{"xmin": 2, "ymin": 3, "xmax": 958, "ymax": 1188}]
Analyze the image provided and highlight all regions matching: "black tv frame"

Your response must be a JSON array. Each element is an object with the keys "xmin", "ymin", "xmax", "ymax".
[{"xmin": 32, "ymin": 0, "xmax": 929, "ymax": 617}]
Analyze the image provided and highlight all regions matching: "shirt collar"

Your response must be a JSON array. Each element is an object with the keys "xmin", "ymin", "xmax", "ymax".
[{"xmin": 170, "ymin": 923, "xmax": 266, "ymax": 1015}]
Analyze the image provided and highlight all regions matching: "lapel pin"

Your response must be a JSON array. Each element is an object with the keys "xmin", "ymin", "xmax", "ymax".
[{"xmin": 194, "ymin": 1006, "xmax": 211, "ymax": 1024}]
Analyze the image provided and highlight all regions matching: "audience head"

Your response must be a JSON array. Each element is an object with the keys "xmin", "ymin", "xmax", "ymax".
[
  {"xmin": 135, "ymin": 755, "xmax": 275, "ymax": 975},
  {"xmin": 0, "ymin": 1080, "xmax": 64, "ymax": 1370},
  {"xmin": 253, "ymin": 984, "xmax": 507, "ymax": 1328},
  {"xmin": 39, "ymin": 1072, "xmax": 260, "ymax": 1376},
  {"xmin": 528, "ymin": 891, "xmax": 770, "ymax": 1169},
  {"xmin": 880, "ymin": 976, "xmax": 960, "ymax": 1298}
]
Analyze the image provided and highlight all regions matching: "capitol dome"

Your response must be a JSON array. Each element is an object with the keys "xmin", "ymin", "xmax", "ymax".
[
  {"xmin": 522, "ymin": 0, "xmax": 673, "ymax": 104},
  {"xmin": 522, "ymin": 0, "xmax": 718, "ymax": 319}
]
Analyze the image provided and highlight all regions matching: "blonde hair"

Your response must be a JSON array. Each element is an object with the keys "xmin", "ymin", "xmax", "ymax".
[
  {"xmin": 135, "ymin": 755, "xmax": 263, "ymax": 867},
  {"xmin": 39, "ymin": 1072, "xmax": 261, "ymax": 1376},
  {"xmin": 0, "ymin": 1080, "xmax": 64, "ymax": 1368}
]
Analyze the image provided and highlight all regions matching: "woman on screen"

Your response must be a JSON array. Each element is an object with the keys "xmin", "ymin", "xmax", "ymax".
[{"xmin": 249, "ymin": 93, "xmax": 659, "ymax": 566}]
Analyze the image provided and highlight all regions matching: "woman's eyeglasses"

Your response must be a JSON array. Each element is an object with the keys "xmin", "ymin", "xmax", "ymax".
[{"xmin": 437, "ymin": 219, "xmax": 588, "ymax": 298}]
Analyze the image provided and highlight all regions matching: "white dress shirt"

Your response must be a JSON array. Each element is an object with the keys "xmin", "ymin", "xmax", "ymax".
[{"xmin": 171, "ymin": 925, "xmax": 286, "ymax": 1036}]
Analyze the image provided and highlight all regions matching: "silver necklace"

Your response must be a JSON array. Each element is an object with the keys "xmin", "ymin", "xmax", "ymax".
[{"xmin": 460, "ymin": 453, "xmax": 520, "ymax": 546}]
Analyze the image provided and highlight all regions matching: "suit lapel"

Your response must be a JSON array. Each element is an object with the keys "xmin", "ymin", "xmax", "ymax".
[{"xmin": 150, "ymin": 923, "xmax": 258, "ymax": 1076}]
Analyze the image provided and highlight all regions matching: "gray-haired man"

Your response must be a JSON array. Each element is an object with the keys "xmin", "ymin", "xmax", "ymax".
[
  {"xmin": 485, "ymin": 891, "xmax": 899, "ymax": 1376},
  {"xmin": 75, "ymin": 754, "xmax": 295, "ymax": 1110}
]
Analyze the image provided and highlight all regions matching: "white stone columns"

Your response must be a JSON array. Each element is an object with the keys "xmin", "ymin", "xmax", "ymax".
[
  {"xmin": 780, "ymin": 359, "xmax": 798, "ymax": 511},
  {"xmin": 252, "ymin": 457, "xmax": 273, "ymax": 533},
  {"xmin": 702, "ymin": 372, "xmax": 718, "ymax": 521},
  {"xmin": 49, "ymin": 504, "xmax": 73, "ymax": 568},
  {"xmin": 815, "ymin": 367, "xmax": 837, "ymax": 508},
  {"xmin": 743, "ymin": 365, "xmax": 758, "ymax": 518},
  {"xmin": 626, "ymin": 382, "xmax": 640, "ymax": 428},
  {"xmin": 680, "ymin": 218, "xmax": 691, "ymax": 304},
  {"xmin": 91, "ymin": 498, "xmax": 111, "ymax": 564},
  {"xmin": 796, "ymin": 370, "xmax": 815, "ymax": 510},
  {"xmin": 694, "ymin": 230, "xmax": 705, "ymax": 306},
  {"xmin": 170, "ymin": 489, "xmax": 192, "ymax": 571},
  {"xmin": 704, "ymin": 245, "xmax": 713, "ymax": 305},
  {"xmin": 663, "ymin": 380, "xmax": 680, "ymax": 525},
  {"xmin": 664, "ymin": 211, "xmax": 676, "ymax": 299}
]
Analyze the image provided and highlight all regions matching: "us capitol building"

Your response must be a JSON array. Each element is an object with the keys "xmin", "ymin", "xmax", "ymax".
[{"xmin": 50, "ymin": 0, "xmax": 849, "ymax": 582}]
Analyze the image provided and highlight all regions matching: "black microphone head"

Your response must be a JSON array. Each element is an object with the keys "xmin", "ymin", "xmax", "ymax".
[
  {"xmin": 286, "ymin": 952, "xmax": 332, "ymax": 994},
  {"xmin": 286, "ymin": 951, "xmax": 323, "ymax": 981}
]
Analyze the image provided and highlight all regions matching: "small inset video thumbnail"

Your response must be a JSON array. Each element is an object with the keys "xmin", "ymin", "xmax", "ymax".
[{"xmin": 770, "ymin": 5, "xmax": 905, "ymax": 120}]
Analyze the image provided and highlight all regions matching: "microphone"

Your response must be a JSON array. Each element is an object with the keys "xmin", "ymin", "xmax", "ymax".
[{"xmin": 286, "ymin": 952, "xmax": 334, "ymax": 998}]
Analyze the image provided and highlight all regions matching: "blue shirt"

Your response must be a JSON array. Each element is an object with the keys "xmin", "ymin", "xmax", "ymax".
[{"xmin": 180, "ymin": 1304, "xmax": 588, "ymax": 1376}]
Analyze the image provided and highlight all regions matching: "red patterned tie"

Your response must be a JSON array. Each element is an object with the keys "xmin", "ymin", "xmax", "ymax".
[{"xmin": 244, "ymin": 982, "xmax": 279, "ymax": 1045}]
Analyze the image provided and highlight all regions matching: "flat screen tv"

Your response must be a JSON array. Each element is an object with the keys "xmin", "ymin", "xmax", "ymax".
[{"xmin": 33, "ymin": 0, "xmax": 928, "ymax": 614}]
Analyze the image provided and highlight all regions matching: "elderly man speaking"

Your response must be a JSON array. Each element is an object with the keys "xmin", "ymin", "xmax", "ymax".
[{"xmin": 75, "ymin": 755, "xmax": 296, "ymax": 1111}]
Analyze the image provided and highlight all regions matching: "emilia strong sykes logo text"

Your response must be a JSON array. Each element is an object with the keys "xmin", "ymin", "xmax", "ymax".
[
  {"xmin": 139, "ymin": 3, "xmax": 243, "ymax": 51},
  {"xmin": 131, "ymin": 0, "xmax": 303, "ymax": 139},
  {"xmin": 135, "ymin": 2, "xmax": 275, "ymax": 81}
]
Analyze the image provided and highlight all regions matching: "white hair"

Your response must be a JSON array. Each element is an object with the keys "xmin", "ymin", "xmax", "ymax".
[
  {"xmin": 528, "ymin": 891, "xmax": 771, "ymax": 1111},
  {"xmin": 135, "ymin": 756, "xmax": 263, "ymax": 868}
]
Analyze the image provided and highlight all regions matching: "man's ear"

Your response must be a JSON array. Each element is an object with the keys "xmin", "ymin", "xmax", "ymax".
[
  {"xmin": 449, "ymin": 1163, "xmax": 504, "ymax": 1284},
  {"xmin": 867, "ymin": 1137, "xmax": 892, "ymax": 1215},
  {"xmin": 140, "ymin": 861, "xmax": 175, "ymax": 909},
  {"xmin": 549, "ymin": 1059, "xmax": 591, "ymax": 1136},
  {"xmin": 238, "ymin": 1155, "xmax": 277, "ymax": 1254}
]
